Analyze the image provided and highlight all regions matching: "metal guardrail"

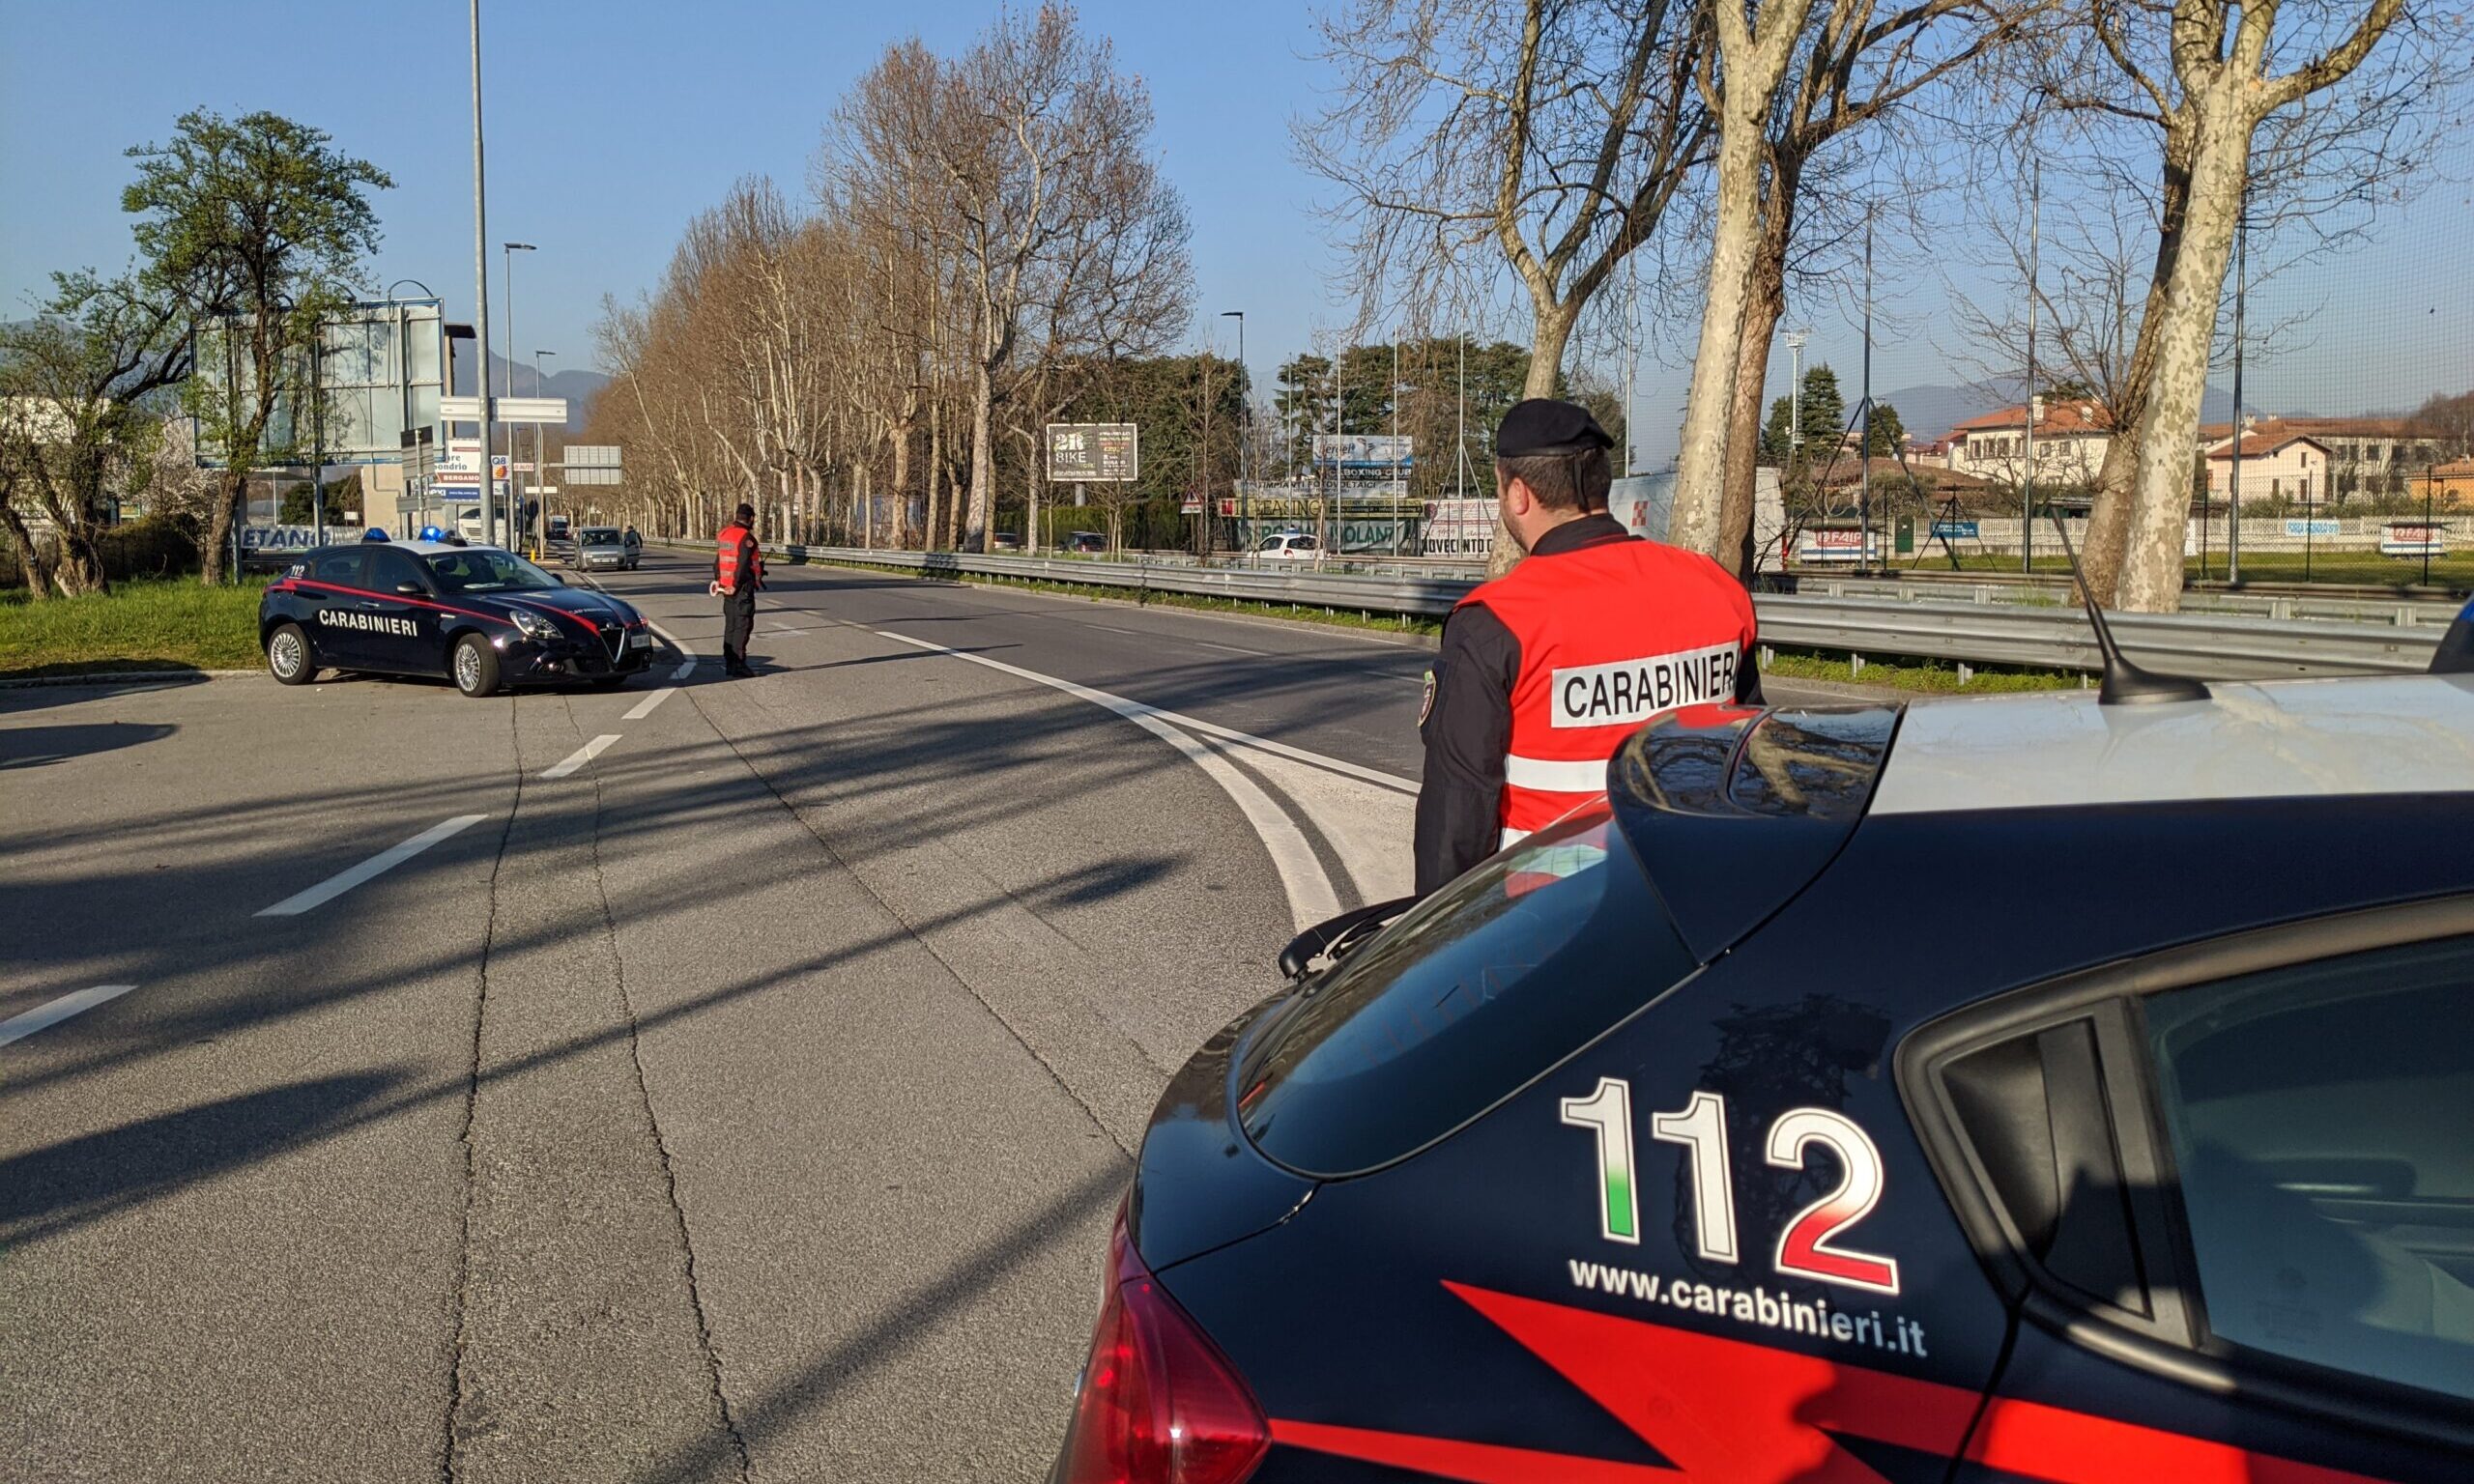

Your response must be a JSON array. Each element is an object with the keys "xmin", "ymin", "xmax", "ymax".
[{"xmin": 694, "ymin": 542, "xmax": 2447, "ymax": 679}]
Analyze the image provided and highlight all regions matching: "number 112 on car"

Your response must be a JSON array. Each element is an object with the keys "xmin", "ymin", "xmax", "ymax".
[{"xmin": 1561, "ymin": 1079, "xmax": 1902, "ymax": 1296}]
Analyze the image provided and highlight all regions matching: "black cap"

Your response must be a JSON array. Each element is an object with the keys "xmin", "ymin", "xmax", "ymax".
[
  {"xmin": 1494, "ymin": 398, "xmax": 1615, "ymax": 458},
  {"xmin": 735, "ymin": 502, "xmax": 757, "ymax": 524}
]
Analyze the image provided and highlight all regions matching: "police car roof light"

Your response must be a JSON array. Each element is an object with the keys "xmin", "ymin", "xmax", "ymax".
[{"xmin": 362, "ymin": 528, "xmax": 389, "ymax": 542}]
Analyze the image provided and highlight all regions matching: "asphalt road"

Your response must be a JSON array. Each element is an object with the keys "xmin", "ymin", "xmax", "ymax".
[{"xmin": 1, "ymin": 551, "xmax": 1859, "ymax": 1482}]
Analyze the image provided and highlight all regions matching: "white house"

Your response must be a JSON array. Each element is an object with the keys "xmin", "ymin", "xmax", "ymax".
[
  {"xmin": 1943, "ymin": 397, "xmax": 2114, "ymax": 486},
  {"xmin": 2204, "ymin": 431, "xmax": 2330, "ymax": 501}
]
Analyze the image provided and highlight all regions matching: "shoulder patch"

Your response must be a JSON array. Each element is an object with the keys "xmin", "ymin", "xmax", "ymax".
[{"xmin": 1420, "ymin": 668, "xmax": 1437, "ymax": 727}]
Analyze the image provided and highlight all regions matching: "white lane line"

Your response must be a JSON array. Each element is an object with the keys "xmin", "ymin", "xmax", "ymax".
[
  {"xmin": 648, "ymin": 620, "xmax": 699, "ymax": 681},
  {"xmin": 622, "ymin": 687, "xmax": 676, "ymax": 721},
  {"xmin": 1194, "ymin": 640, "xmax": 1269, "ymax": 656},
  {"xmin": 0, "ymin": 985, "xmax": 138, "ymax": 1050},
  {"xmin": 543, "ymin": 734, "xmax": 620, "ymax": 780},
  {"xmin": 876, "ymin": 630, "xmax": 1341, "ymax": 929},
  {"xmin": 256, "ymin": 814, "xmax": 490, "ymax": 918}
]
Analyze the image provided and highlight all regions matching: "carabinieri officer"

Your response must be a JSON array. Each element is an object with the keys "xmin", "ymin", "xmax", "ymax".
[{"xmin": 1414, "ymin": 398, "xmax": 1764, "ymax": 895}]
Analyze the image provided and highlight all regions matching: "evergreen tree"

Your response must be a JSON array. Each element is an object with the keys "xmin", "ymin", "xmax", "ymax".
[{"xmin": 1863, "ymin": 403, "xmax": 1906, "ymax": 457}]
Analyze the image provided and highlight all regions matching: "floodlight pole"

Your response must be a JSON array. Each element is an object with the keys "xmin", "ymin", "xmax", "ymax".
[{"xmin": 469, "ymin": 0, "xmax": 496, "ymax": 547}]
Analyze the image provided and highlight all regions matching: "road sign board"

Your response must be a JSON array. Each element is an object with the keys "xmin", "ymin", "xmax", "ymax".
[
  {"xmin": 565, "ymin": 444, "xmax": 622, "ymax": 468},
  {"xmin": 439, "ymin": 395, "xmax": 569, "ymax": 424},
  {"xmin": 1312, "ymin": 434, "xmax": 1413, "ymax": 471},
  {"xmin": 1049, "ymin": 423, "xmax": 1137, "ymax": 482}
]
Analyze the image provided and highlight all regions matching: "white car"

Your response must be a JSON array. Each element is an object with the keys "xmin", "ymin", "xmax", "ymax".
[{"xmin": 1255, "ymin": 531, "xmax": 1324, "ymax": 561}]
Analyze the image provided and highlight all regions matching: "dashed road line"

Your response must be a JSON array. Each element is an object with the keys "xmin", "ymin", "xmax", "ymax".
[
  {"xmin": 543, "ymin": 734, "xmax": 620, "ymax": 780},
  {"xmin": 255, "ymin": 813, "xmax": 492, "ymax": 917},
  {"xmin": 623, "ymin": 687, "xmax": 677, "ymax": 721},
  {"xmin": 1194, "ymin": 639, "xmax": 1270, "ymax": 656},
  {"xmin": 648, "ymin": 620, "xmax": 700, "ymax": 681},
  {"xmin": 0, "ymin": 985, "xmax": 137, "ymax": 1049}
]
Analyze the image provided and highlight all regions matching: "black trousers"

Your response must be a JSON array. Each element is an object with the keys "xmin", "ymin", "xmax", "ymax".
[{"xmin": 722, "ymin": 590, "xmax": 757, "ymax": 671}]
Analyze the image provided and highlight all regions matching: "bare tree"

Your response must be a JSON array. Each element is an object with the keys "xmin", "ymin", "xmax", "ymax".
[
  {"xmin": 2044, "ymin": 0, "xmax": 2445, "ymax": 610},
  {"xmin": 1304, "ymin": 0, "xmax": 1711, "ymax": 572},
  {"xmin": 0, "ymin": 272, "xmax": 191, "ymax": 596}
]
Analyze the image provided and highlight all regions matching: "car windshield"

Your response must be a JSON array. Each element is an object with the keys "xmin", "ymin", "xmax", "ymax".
[
  {"xmin": 579, "ymin": 528, "xmax": 620, "ymax": 544},
  {"xmin": 427, "ymin": 548, "xmax": 562, "ymax": 593},
  {"xmin": 1237, "ymin": 805, "xmax": 1699, "ymax": 1176}
]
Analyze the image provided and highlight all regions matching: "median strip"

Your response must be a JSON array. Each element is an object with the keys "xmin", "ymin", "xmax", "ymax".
[
  {"xmin": 256, "ymin": 814, "xmax": 491, "ymax": 917},
  {"xmin": 0, "ymin": 985, "xmax": 138, "ymax": 1050}
]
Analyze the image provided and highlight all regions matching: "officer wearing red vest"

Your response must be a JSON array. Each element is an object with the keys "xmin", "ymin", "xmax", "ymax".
[
  {"xmin": 1414, "ymin": 399, "xmax": 1761, "ymax": 894},
  {"xmin": 710, "ymin": 502, "xmax": 764, "ymax": 678}
]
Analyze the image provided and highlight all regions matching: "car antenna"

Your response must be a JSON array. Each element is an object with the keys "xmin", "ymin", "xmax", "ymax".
[{"xmin": 2044, "ymin": 505, "xmax": 2209, "ymax": 705}]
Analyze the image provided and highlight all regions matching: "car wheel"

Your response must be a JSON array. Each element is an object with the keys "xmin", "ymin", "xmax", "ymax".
[
  {"xmin": 266, "ymin": 623, "xmax": 317, "ymax": 686},
  {"xmin": 452, "ymin": 634, "xmax": 501, "ymax": 698}
]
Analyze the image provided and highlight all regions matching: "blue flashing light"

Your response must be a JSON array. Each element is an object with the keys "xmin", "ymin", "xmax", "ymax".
[
  {"xmin": 361, "ymin": 527, "xmax": 389, "ymax": 542},
  {"xmin": 418, "ymin": 525, "xmax": 446, "ymax": 542}
]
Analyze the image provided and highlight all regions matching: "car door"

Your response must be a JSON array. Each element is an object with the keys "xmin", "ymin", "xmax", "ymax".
[
  {"xmin": 298, "ymin": 547, "xmax": 374, "ymax": 666},
  {"xmin": 1902, "ymin": 901, "xmax": 2474, "ymax": 1483},
  {"xmin": 359, "ymin": 547, "xmax": 446, "ymax": 675}
]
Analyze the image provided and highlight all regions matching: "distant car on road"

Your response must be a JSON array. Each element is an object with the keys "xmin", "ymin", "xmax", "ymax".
[
  {"xmin": 261, "ymin": 538, "xmax": 654, "ymax": 698},
  {"xmin": 1052, "ymin": 676, "xmax": 2474, "ymax": 1484},
  {"xmin": 1065, "ymin": 530, "xmax": 1107, "ymax": 555},
  {"xmin": 1254, "ymin": 530, "xmax": 1322, "ymax": 561},
  {"xmin": 992, "ymin": 531, "xmax": 1025, "ymax": 552},
  {"xmin": 569, "ymin": 526, "xmax": 637, "ymax": 571}
]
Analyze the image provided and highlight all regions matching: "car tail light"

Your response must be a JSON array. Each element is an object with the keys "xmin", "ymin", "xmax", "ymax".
[{"xmin": 1057, "ymin": 1211, "xmax": 1268, "ymax": 1484}]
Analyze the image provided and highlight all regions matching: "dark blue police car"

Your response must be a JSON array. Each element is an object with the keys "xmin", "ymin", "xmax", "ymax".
[
  {"xmin": 258, "ymin": 537, "xmax": 654, "ymax": 697},
  {"xmin": 1054, "ymin": 674, "xmax": 2474, "ymax": 1484}
]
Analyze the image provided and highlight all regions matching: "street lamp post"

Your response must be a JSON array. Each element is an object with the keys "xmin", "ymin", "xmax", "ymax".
[
  {"xmin": 502, "ymin": 242, "xmax": 534, "ymax": 545},
  {"xmin": 1221, "ymin": 310, "xmax": 1247, "ymax": 560},
  {"xmin": 469, "ymin": 0, "xmax": 496, "ymax": 546}
]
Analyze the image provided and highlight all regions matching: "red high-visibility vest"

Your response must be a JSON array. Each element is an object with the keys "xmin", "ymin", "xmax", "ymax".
[
  {"xmin": 1460, "ymin": 534, "xmax": 1757, "ymax": 843},
  {"xmin": 716, "ymin": 524, "xmax": 762, "ymax": 594}
]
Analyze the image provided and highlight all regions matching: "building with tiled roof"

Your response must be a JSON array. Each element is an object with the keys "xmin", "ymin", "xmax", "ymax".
[
  {"xmin": 2200, "ymin": 416, "xmax": 2458, "ymax": 501},
  {"xmin": 1942, "ymin": 397, "xmax": 2114, "ymax": 487}
]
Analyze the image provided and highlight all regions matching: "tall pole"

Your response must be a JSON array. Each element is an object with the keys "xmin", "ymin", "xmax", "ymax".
[
  {"xmin": 1329, "ymin": 338, "xmax": 1341, "ymax": 552},
  {"xmin": 1223, "ymin": 310, "xmax": 1248, "ymax": 559},
  {"xmin": 1786, "ymin": 331, "xmax": 1807, "ymax": 475},
  {"xmin": 502, "ymin": 242, "xmax": 533, "ymax": 545},
  {"xmin": 1392, "ymin": 337, "xmax": 1401, "ymax": 556},
  {"xmin": 2018, "ymin": 162, "xmax": 2038, "ymax": 573},
  {"xmin": 534, "ymin": 348, "xmax": 555, "ymax": 550},
  {"xmin": 1624, "ymin": 255, "xmax": 1639, "ymax": 475},
  {"xmin": 1859, "ymin": 209, "xmax": 1875, "ymax": 576},
  {"xmin": 311, "ymin": 315, "xmax": 326, "ymax": 546},
  {"xmin": 2229, "ymin": 188, "xmax": 2248, "ymax": 585},
  {"xmin": 1455, "ymin": 330, "xmax": 1466, "ymax": 500},
  {"xmin": 469, "ymin": 0, "xmax": 496, "ymax": 547}
]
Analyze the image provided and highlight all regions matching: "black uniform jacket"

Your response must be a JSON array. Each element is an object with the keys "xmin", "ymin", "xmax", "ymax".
[{"xmin": 1412, "ymin": 515, "xmax": 1765, "ymax": 895}]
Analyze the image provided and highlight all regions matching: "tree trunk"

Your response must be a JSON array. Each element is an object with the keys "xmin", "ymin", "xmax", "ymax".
[
  {"xmin": 964, "ymin": 357, "xmax": 995, "ymax": 553},
  {"xmin": 888, "ymin": 416, "xmax": 913, "ymax": 548},
  {"xmin": 1486, "ymin": 300, "xmax": 1578, "ymax": 577},
  {"xmin": 1716, "ymin": 223, "xmax": 1791, "ymax": 580},
  {"xmin": 2118, "ymin": 113, "xmax": 2250, "ymax": 614},
  {"xmin": 199, "ymin": 471, "xmax": 245, "ymax": 585},
  {"xmin": 1669, "ymin": 123, "xmax": 1773, "ymax": 558},
  {"xmin": 2081, "ymin": 147, "xmax": 2191, "ymax": 606},
  {"xmin": 1, "ymin": 502, "xmax": 54, "ymax": 601},
  {"xmin": 926, "ymin": 396, "xmax": 945, "ymax": 549}
]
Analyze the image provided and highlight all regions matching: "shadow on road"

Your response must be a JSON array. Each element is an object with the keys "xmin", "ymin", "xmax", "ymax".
[{"xmin": 0, "ymin": 721, "xmax": 177, "ymax": 769}]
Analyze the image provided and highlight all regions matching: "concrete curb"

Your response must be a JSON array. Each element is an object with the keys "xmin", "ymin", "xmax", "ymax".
[{"xmin": 0, "ymin": 669, "xmax": 256, "ymax": 689}]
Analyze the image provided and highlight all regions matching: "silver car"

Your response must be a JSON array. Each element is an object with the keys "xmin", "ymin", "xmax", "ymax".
[{"xmin": 569, "ymin": 527, "xmax": 636, "ymax": 572}]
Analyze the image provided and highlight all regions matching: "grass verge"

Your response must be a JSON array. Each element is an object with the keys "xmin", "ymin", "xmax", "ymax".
[
  {"xmin": 0, "ymin": 577, "xmax": 268, "ymax": 679},
  {"xmin": 1763, "ymin": 648, "xmax": 2082, "ymax": 695}
]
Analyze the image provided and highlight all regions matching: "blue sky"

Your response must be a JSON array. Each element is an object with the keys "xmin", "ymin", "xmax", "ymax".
[{"xmin": 4, "ymin": 2, "xmax": 2465, "ymax": 466}]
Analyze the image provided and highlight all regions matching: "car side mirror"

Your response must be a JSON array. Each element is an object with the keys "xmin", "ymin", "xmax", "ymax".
[{"xmin": 395, "ymin": 582, "xmax": 425, "ymax": 596}]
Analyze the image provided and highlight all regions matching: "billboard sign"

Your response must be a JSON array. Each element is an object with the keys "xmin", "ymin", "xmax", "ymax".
[
  {"xmin": 1049, "ymin": 423, "xmax": 1138, "ymax": 482},
  {"xmin": 1312, "ymin": 434, "xmax": 1413, "ymax": 471},
  {"xmin": 2381, "ymin": 523, "xmax": 2446, "ymax": 556},
  {"xmin": 193, "ymin": 298, "xmax": 447, "ymax": 469}
]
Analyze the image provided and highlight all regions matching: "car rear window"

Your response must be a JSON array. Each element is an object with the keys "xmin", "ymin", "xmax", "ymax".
[{"xmin": 1237, "ymin": 806, "xmax": 1698, "ymax": 1177}]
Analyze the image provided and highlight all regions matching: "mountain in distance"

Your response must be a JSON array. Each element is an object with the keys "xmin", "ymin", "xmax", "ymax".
[{"xmin": 449, "ymin": 349, "xmax": 608, "ymax": 435}]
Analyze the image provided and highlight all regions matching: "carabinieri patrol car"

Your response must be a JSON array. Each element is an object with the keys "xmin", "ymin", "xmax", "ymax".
[
  {"xmin": 1052, "ymin": 672, "xmax": 2474, "ymax": 1484},
  {"xmin": 258, "ymin": 537, "xmax": 655, "ymax": 697}
]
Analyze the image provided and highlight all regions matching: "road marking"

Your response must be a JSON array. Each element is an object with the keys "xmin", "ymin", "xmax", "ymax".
[
  {"xmin": 622, "ymin": 687, "xmax": 676, "ymax": 721},
  {"xmin": 1194, "ymin": 640, "xmax": 1270, "ymax": 656},
  {"xmin": 647, "ymin": 620, "xmax": 699, "ymax": 681},
  {"xmin": 544, "ymin": 734, "xmax": 620, "ymax": 780},
  {"xmin": 876, "ymin": 630, "xmax": 1342, "ymax": 929},
  {"xmin": 0, "ymin": 985, "xmax": 137, "ymax": 1050},
  {"xmin": 256, "ymin": 814, "xmax": 489, "ymax": 917}
]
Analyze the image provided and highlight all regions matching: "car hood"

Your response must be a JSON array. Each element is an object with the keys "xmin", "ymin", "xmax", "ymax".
[{"xmin": 499, "ymin": 585, "xmax": 639, "ymax": 623}]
